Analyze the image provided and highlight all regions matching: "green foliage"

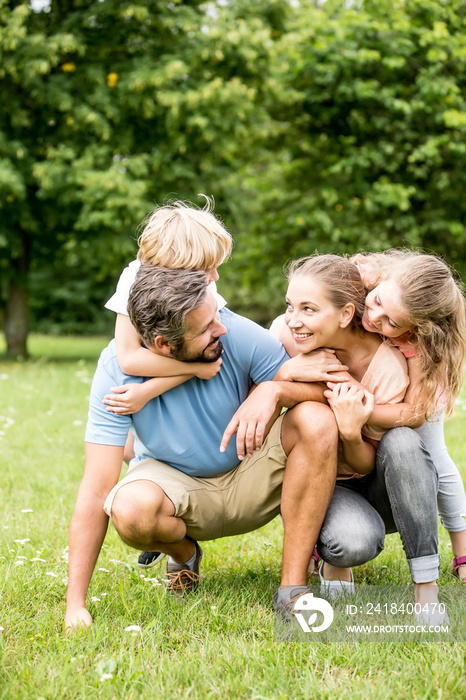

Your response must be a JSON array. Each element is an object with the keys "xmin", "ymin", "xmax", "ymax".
[
  {"xmin": 223, "ymin": 0, "xmax": 466, "ymax": 322},
  {"xmin": 1, "ymin": 0, "xmax": 466, "ymax": 336},
  {"xmin": 0, "ymin": 0, "xmax": 284, "ymax": 341}
]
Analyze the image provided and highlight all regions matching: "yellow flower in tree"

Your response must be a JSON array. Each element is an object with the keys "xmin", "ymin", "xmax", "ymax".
[
  {"xmin": 107, "ymin": 72, "xmax": 119, "ymax": 87},
  {"xmin": 61, "ymin": 63, "xmax": 76, "ymax": 72}
]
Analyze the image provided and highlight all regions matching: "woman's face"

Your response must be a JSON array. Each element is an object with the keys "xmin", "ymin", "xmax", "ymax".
[
  {"xmin": 285, "ymin": 275, "xmax": 348, "ymax": 353},
  {"xmin": 362, "ymin": 280, "xmax": 413, "ymax": 338}
]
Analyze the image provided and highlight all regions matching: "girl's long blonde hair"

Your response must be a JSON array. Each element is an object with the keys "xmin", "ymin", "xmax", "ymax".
[{"xmin": 354, "ymin": 250, "xmax": 466, "ymax": 416}]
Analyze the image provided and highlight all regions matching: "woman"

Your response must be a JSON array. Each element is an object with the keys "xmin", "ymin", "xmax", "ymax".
[{"xmin": 272, "ymin": 254, "xmax": 443, "ymax": 621}]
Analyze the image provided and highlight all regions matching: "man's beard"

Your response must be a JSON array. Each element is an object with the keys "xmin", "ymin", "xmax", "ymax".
[{"xmin": 171, "ymin": 338, "xmax": 224, "ymax": 364}]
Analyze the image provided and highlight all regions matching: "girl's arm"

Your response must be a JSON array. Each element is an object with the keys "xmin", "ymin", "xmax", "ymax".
[
  {"xmin": 115, "ymin": 313, "xmax": 221, "ymax": 380},
  {"xmin": 363, "ymin": 356, "xmax": 426, "ymax": 430},
  {"xmin": 324, "ymin": 383, "xmax": 376, "ymax": 474},
  {"xmin": 275, "ymin": 329, "xmax": 424, "ymax": 432}
]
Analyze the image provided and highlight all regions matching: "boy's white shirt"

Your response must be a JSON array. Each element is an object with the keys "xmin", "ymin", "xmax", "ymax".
[
  {"xmin": 269, "ymin": 313, "xmax": 286, "ymax": 339},
  {"xmin": 105, "ymin": 259, "xmax": 227, "ymax": 315}
]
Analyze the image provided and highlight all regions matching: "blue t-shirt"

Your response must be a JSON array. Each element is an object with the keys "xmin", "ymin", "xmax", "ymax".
[{"xmin": 85, "ymin": 308, "xmax": 289, "ymax": 477}]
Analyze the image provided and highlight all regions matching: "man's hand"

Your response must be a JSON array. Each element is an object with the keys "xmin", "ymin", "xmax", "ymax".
[
  {"xmin": 277, "ymin": 349, "xmax": 349, "ymax": 384},
  {"xmin": 220, "ymin": 382, "xmax": 280, "ymax": 460},
  {"xmin": 64, "ymin": 606, "xmax": 93, "ymax": 633},
  {"xmin": 65, "ymin": 444, "xmax": 123, "ymax": 633}
]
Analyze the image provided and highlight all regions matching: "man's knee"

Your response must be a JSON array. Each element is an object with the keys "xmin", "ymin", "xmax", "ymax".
[
  {"xmin": 286, "ymin": 401, "xmax": 337, "ymax": 446},
  {"xmin": 111, "ymin": 481, "xmax": 167, "ymax": 536}
]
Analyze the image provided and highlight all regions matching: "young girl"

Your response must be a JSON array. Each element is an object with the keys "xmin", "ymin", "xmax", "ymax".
[
  {"xmin": 352, "ymin": 250, "xmax": 466, "ymax": 582},
  {"xmin": 102, "ymin": 197, "xmax": 232, "ymax": 567},
  {"xmin": 273, "ymin": 253, "xmax": 447, "ymax": 615}
]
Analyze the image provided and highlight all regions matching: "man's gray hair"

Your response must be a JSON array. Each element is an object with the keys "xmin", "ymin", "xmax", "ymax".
[{"xmin": 128, "ymin": 264, "xmax": 208, "ymax": 349}]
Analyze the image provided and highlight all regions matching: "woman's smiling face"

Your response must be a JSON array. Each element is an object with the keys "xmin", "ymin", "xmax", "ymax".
[
  {"xmin": 285, "ymin": 276, "xmax": 350, "ymax": 353},
  {"xmin": 362, "ymin": 280, "xmax": 413, "ymax": 338}
]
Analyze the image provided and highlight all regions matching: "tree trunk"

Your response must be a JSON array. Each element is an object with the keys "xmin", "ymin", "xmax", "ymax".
[{"xmin": 5, "ymin": 256, "xmax": 29, "ymax": 359}]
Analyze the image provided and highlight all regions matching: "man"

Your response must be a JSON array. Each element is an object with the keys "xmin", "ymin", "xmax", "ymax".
[{"xmin": 65, "ymin": 265, "xmax": 338, "ymax": 629}]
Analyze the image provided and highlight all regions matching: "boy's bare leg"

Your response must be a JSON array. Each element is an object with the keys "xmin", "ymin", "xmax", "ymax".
[{"xmin": 123, "ymin": 432, "xmax": 135, "ymax": 466}]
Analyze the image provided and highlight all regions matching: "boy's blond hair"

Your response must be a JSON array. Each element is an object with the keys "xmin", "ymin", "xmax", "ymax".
[{"xmin": 137, "ymin": 196, "xmax": 232, "ymax": 270}]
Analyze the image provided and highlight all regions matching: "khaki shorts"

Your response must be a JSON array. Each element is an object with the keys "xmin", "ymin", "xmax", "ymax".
[{"xmin": 104, "ymin": 413, "xmax": 286, "ymax": 541}]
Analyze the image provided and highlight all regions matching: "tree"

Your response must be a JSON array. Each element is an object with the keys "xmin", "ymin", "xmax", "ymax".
[
  {"xmin": 223, "ymin": 0, "xmax": 466, "ymax": 322},
  {"xmin": 0, "ymin": 0, "xmax": 284, "ymax": 353},
  {"xmin": 4, "ymin": 0, "xmax": 465, "ymax": 339}
]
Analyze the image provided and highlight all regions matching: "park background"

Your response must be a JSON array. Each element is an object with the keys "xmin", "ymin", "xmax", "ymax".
[{"xmin": 1, "ymin": 0, "xmax": 466, "ymax": 698}]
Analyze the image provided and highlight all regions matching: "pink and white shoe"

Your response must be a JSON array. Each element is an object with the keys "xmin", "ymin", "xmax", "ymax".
[{"xmin": 452, "ymin": 555, "xmax": 466, "ymax": 582}]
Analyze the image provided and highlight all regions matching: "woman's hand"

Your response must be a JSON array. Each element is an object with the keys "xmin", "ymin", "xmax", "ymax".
[
  {"xmin": 277, "ymin": 349, "xmax": 349, "ymax": 383},
  {"xmin": 324, "ymin": 382, "xmax": 375, "ymax": 439}
]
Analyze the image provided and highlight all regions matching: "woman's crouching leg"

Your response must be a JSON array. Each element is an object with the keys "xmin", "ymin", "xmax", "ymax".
[{"xmin": 317, "ymin": 485, "xmax": 385, "ymax": 567}]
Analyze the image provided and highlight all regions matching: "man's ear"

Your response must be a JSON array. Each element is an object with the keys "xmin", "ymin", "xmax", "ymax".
[
  {"xmin": 339, "ymin": 303, "xmax": 355, "ymax": 329},
  {"xmin": 152, "ymin": 335, "xmax": 173, "ymax": 355}
]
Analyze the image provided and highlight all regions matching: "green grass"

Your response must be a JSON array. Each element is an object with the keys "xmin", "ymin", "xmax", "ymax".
[{"xmin": 1, "ymin": 335, "xmax": 465, "ymax": 699}]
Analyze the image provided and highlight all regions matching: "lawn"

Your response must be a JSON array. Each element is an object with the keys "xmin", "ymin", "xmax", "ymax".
[{"xmin": 0, "ymin": 335, "xmax": 465, "ymax": 699}]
